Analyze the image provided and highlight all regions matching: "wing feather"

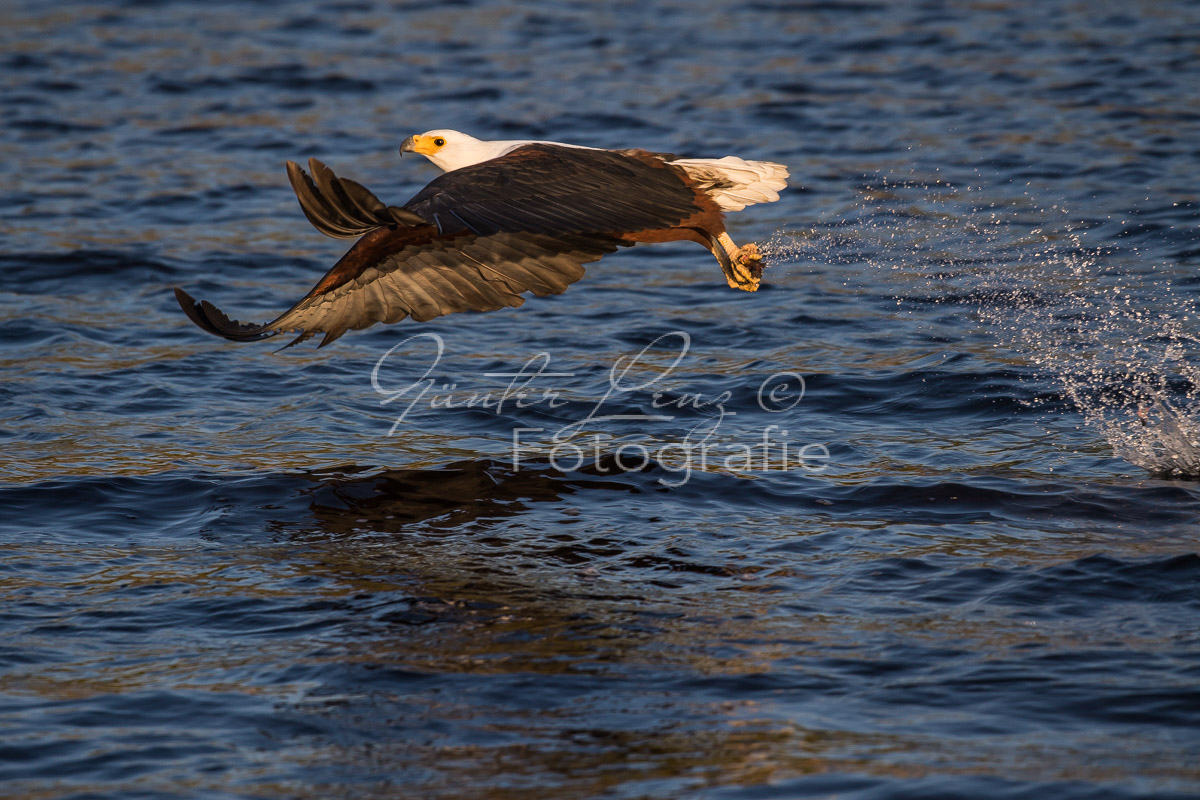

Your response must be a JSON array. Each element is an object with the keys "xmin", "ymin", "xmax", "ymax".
[
  {"xmin": 388, "ymin": 262, "xmax": 453, "ymax": 322},
  {"xmin": 177, "ymin": 149, "xmax": 665, "ymax": 348},
  {"xmin": 403, "ymin": 144, "xmax": 705, "ymax": 236},
  {"xmin": 408, "ymin": 259, "xmax": 476, "ymax": 314},
  {"xmin": 286, "ymin": 158, "xmax": 426, "ymax": 239},
  {"xmin": 176, "ymin": 230, "xmax": 622, "ymax": 348},
  {"xmin": 431, "ymin": 262, "xmax": 515, "ymax": 311}
]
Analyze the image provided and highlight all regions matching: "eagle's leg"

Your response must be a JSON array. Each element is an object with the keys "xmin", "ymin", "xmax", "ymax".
[
  {"xmin": 713, "ymin": 232, "xmax": 763, "ymax": 292},
  {"xmin": 637, "ymin": 225, "xmax": 764, "ymax": 292}
]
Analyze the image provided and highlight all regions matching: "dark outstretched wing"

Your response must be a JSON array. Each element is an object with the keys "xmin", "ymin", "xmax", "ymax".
[
  {"xmin": 176, "ymin": 225, "xmax": 623, "ymax": 348},
  {"xmin": 177, "ymin": 147, "xmax": 696, "ymax": 348},
  {"xmin": 402, "ymin": 144, "xmax": 705, "ymax": 236},
  {"xmin": 287, "ymin": 157, "xmax": 426, "ymax": 238}
]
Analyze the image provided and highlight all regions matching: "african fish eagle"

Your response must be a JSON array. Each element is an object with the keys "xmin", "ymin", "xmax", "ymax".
[{"xmin": 175, "ymin": 129, "xmax": 789, "ymax": 347}]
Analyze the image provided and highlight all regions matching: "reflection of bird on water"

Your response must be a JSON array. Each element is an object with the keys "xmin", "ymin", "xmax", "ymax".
[
  {"xmin": 176, "ymin": 129, "xmax": 788, "ymax": 347},
  {"xmin": 303, "ymin": 457, "xmax": 643, "ymax": 536}
]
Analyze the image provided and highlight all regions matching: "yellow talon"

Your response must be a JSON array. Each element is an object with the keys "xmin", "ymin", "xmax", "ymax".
[
  {"xmin": 715, "ymin": 233, "xmax": 764, "ymax": 291},
  {"xmin": 726, "ymin": 243, "xmax": 763, "ymax": 292}
]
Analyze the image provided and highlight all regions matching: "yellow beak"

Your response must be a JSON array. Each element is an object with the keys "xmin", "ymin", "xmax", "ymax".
[{"xmin": 399, "ymin": 134, "xmax": 437, "ymax": 156}]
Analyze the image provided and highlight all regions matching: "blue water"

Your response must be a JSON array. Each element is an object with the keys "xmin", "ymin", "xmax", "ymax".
[{"xmin": 3, "ymin": 1, "xmax": 1200, "ymax": 798}]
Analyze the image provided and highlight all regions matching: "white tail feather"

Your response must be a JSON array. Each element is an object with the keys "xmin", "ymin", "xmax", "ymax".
[{"xmin": 671, "ymin": 156, "xmax": 789, "ymax": 212}]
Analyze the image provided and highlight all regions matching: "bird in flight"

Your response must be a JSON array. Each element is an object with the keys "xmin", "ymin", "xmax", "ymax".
[{"xmin": 176, "ymin": 130, "xmax": 788, "ymax": 347}]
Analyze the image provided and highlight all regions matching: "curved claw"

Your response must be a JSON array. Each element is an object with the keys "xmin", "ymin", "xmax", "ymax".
[{"xmin": 725, "ymin": 242, "xmax": 763, "ymax": 292}]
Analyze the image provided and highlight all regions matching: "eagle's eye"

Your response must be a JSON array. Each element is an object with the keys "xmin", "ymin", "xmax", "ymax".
[{"xmin": 433, "ymin": 137, "xmax": 446, "ymax": 147}]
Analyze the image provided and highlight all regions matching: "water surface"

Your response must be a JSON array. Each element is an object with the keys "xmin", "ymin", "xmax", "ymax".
[{"xmin": 3, "ymin": 1, "xmax": 1200, "ymax": 798}]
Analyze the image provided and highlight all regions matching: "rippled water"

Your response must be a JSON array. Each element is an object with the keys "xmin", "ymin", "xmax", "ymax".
[{"xmin": 3, "ymin": 1, "xmax": 1200, "ymax": 798}]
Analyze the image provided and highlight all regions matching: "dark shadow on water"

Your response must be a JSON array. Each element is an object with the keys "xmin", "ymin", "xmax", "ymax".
[{"xmin": 297, "ymin": 456, "xmax": 650, "ymax": 535}]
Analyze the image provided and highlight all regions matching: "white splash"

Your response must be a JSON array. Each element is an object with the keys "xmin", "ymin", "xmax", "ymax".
[
  {"xmin": 1007, "ymin": 249, "xmax": 1200, "ymax": 478},
  {"xmin": 761, "ymin": 173, "xmax": 1200, "ymax": 478}
]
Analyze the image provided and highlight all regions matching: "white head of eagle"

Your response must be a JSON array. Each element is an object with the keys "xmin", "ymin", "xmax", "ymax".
[{"xmin": 400, "ymin": 129, "xmax": 571, "ymax": 172}]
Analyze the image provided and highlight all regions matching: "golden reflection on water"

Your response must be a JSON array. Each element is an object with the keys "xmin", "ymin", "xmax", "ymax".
[{"xmin": 3, "ymin": 450, "xmax": 1198, "ymax": 796}]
